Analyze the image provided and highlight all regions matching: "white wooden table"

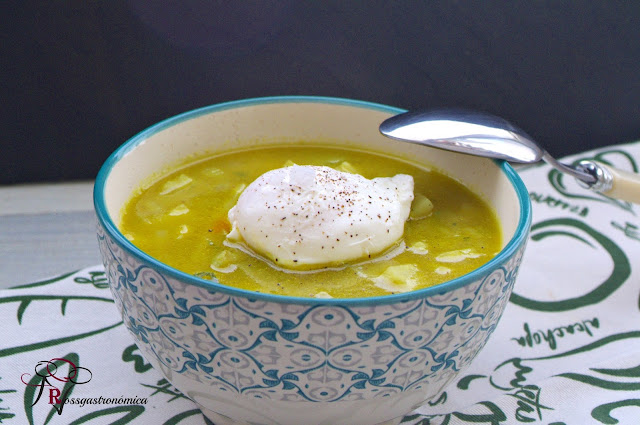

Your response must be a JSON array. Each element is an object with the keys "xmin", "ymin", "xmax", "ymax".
[{"xmin": 0, "ymin": 181, "xmax": 101, "ymax": 289}]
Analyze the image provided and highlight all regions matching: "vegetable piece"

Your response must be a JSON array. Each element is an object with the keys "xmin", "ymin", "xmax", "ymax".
[
  {"xmin": 409, "ymin": 194, "xmax": 434, "ymax": 220},
  {"xmin": 408, "ymin": 241, "xmax": 429, "ymax": 255},
  {"xmin": 210, "ymin": 219, "xmax": 231, "ymax": 234},
  {"xmin": 160, "ymin": 174, "xmax": 193, "ymax": 195},
  {"xmin": 232, "ymin": 183, "xmax": 246, "ymax": 199},
  {"xmin": 205, "ymin": 167, "xmax": 224, "ymax": 177},
  {"xmin": 210, "ymin": 250, "xmax": 238, "ymax": 273},
  {"xmin": 435, "ymin": 266, "xmax": 451, "ymax": 275},
  {"xmin": 335, "ymin": 161, "xmax": 359, "ymax": 174},
  {"xmin": 194, "ymin": 271, "xmax": 217, "ymax": 281},
  {"xmin": 177, "ymin": 224, "xmax": 189, "ymax": 239},
  {"xmin": 225, "ymin": 183, "xmax": 247, "ymax": 209},
  {"xmin": 168, "ymin": 203, "xmax": 190, "ymax": 216},
  {"xmin": 436, "ymin": 249, "xmax": 483, "ymax": 263},
  {"xmin": 372, "ymin": 264, "xmax": 419, "ymax": 293}
]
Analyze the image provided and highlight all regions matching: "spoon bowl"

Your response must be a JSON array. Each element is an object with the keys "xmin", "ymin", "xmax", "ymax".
[
  {"xmin": 380, "ymin": 109, "xmax": 640, "ymax": 203},
  {"xmin": 380, "ymin": 109, "xmax": 543, "ymax": 163}
]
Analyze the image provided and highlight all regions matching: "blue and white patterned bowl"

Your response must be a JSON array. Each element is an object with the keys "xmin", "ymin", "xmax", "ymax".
[{"xmin": 94, "ymin": 97, "xmax": 531, "ymax": 425}]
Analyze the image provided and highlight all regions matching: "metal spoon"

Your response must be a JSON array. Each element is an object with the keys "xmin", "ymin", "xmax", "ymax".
[{"xmin": 380, "ymin": 109, "xmax": 640, "ymax": 203}]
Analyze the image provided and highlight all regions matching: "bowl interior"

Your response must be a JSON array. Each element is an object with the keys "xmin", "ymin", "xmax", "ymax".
[{"xmin": 96, "ymin": 97, "xmax": 529, "ymax": 299}]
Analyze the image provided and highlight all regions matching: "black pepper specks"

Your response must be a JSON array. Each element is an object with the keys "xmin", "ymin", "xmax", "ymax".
[{"xmin": 226, "ymin": 165, "xmax": 414, "ymax": 268}]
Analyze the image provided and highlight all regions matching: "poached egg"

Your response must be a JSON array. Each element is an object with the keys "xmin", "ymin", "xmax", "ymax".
[{"xmin": 226, "ymin": 165, "xmax": 414, "ymax": 270}]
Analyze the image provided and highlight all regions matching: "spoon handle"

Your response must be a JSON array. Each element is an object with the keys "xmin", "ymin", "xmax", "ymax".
[{"xmin": 579, "ymin": 160, "xmax": 640, "ymax": 204}]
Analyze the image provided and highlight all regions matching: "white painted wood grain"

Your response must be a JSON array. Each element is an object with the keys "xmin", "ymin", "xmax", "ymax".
[
  {"xmin": 0, "ymin": 181, "xmax": 100, "ymax": 288},
  {"xmin": 0, "ymin": 181, "xmax": 94, "ymax": 215}
]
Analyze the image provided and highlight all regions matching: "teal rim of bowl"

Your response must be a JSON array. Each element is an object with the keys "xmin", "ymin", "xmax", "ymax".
[{"xmin": 94, "ymin": 95, "xmax": 532, "ymax": 306}]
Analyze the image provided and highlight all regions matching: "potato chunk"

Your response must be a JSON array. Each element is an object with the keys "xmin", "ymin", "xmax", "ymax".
[
  {"xmin": 159, "ymin": 174, "xmax": 193, "ymax": 195},
  {"xmin": 335, "ymin": 161, "xmax": 359, "ymax": 174},
  {"xmin": 210, "ymin": 250, "xmax": 238, "ymax": 273},
  {"xmin": 168, "ymin": 203, "xmax": 190, "ymax": 216},
  {"xmin": 436, "ymin": 249, "xmax": 483, "ymax": 263},
  {"xmin": 372, "ymin": 264, "xmax": 419, "ymax": 293},
  {"xmin": 410, "ymin": 194, "xmax": 434, "ymax": 220}
]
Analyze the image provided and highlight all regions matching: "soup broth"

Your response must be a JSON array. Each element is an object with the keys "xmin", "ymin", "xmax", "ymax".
[{"xmin": 119, "ymin": 145, "xmax": 501, "ymax": 298}]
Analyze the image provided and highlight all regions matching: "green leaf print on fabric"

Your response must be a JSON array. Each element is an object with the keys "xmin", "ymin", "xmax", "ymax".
[
  {"xmin": 162, "ymin": 409, "xmax": 205, "ymax": 425},
  {"xmin": 591, "ymin": 364, "xmax": 640, "ymax": 378},
  {"xmin": 0, "ymin": 295, "xmax": 114, "ymax": 325},
  {"xmin": 0, "ymin": 272, "xmax": 120, "ymax": 358},
  {"xmin": 399, "ymin": 413, "xmax": 422, "ymax": 424},
  {"xmin": 425, "ymin": 331, "xmax": 640, "ymax": 424},
  {"xmin": 66, "ymin": 405, "xmax": 145, "ymax": 425},
  {"xmin": 73, "ymin": 271, "xmax": 109, "ymax": 289},
  {"xmin": 428, "ymin": 391, "xmax": 448, "ymax": 406},
  {"xmin": 450, "ymin": 401, "xmax": 507, "ymax": 424},
  {"xmin": 122, "ymin": 344, "xmax": 153, "ymax": 374},
  {"xmin": 143, "ymin": 379, "xmax": 189, "ymax": 403},
  {"xmin": 9, "ymin": 271, "xmax": 79, "ymax": 290},
  {"xmin": 496, "ymin": 331, "xmax": 640, "ymax": 384},
  {"xmin": 591, "ymin": 399, "xmax": 640, "ymax": 424},
  {"xmin": 611, "ymin": 221, "xmax": 640, "ymax": 242},
  {"xmin": 0, "ymin": 322, "xmax": 122, "ymax": 359},
  {"xmin": 558, "ymin": 373, "xmax": 640, "ymax": 391},
  {"xmin": 457, "ymin": 375, "xmax": 486, "ymax": 390},
  {"xmin": 400, "ymin": 401, "xmax": 508, "ymax": 424},
  {"xmin": 510, "ymin": 218, "xmax": 630, "ymax": 312},
  {"xmin": 0, "ymin": 377, "xmax": 17, "ymax": 423}
]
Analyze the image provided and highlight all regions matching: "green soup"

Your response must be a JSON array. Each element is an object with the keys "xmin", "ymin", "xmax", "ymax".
[{"xmin": 119, "ymin": 145, "xmax": 501, "ymax": 298}]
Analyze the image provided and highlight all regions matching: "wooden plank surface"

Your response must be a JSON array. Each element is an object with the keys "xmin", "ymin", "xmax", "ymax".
[{"xmin": 0, "ymin": 181, "xmax": 100, "ymax": 288}]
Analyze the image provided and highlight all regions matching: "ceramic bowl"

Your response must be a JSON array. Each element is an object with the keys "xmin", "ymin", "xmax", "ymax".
[{"xmin": 94, "ymin": 96, "xmax": 531, "ymax": 425}]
